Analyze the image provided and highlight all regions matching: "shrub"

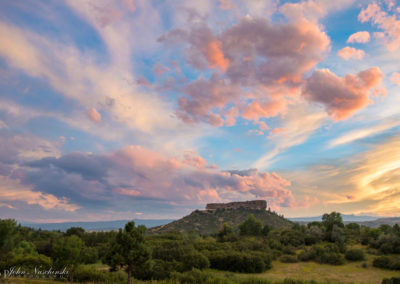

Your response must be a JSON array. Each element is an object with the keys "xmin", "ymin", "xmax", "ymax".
[
  {"xmin": 373, "ymin": 256, "xmax": 400, "ymax": 270},
  {"xmin": 74, "ymin": 265, "xmax": 127, "ymax": 283},
  {"xmin": 280, "ymin": 255, "xmax": 298, "ymax": 263},
  {"xmin": 345, "ymin": 248, "xmax": 365, "ymax": 261},
  {"xmin": 181, "ymin": 251, "xmax": 210, "ymax": 271},
  {"xmin": 297, "ymin": 243, "xmax": 344, "ymax": 265},
  {"xmin": 207, "ymin": 250, "xmax": 270, "ymax": 273},
  {"xmin": 374, "ymin": 256, "xmax": 391, "ymax": 269},
  {"xmin": 150, "ymin": 259, "xmax": 176, "ymax": 280},
  {"xmin": 171, "ymin": 268, "xmax": 234, "ymax": 284},
  {"xmin": 382, "ymin": 277, "xmax": 400, "ymax": 284}
]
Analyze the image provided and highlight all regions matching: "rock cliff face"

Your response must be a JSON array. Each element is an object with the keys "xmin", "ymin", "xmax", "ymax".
[{"xmin": 205, "ymin": 200, "xmax": 267, "ymax": 211}]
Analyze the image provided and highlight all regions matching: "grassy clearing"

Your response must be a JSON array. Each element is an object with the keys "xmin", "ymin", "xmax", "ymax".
[{"xmin": 210, "ymin": 246, "xmax": 400, "ymax": 284}]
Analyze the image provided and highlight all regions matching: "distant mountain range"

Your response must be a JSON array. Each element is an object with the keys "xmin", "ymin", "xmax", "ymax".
[
  {"xmin": 21, "ymin": 219, "xmax": 174, "ymax": 232},
  {"xmin": 289, "ymin": 214, "xmax": 400, "ymax": 228},
  {"xmin": 19, "ymin": 214, "xmax": 400, "ymax": 232},
  {"xmin": 289, "ymin": 214, "xmax": 380, "ymax": 222}
]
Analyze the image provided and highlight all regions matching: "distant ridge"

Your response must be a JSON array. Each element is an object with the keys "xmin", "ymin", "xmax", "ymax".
[
  {"xmin": 289, "ymin": 214, "xmax": 400, "ymax": 228},
  {"xmin": 289, "ymin": 214, "xmax": 379, "ymax": 223},
  {"xmin": 21, "ymin": 219, "xmax": 174, "ymax": 232}
]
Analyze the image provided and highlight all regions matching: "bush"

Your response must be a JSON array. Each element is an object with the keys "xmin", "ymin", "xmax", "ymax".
[
  {"xmin": 297, "ymin": 243, "xmax": 345, "ymax": 265},
  {"xmin": 207, "ymin": 250, "xmax": 270, "ymax": 273},
  {"xmin": 280, "ymin": 255, "xmax": 298, "ymax": 263},
  {"xmin": 74, "ymin": 265, "xmax": 127, "ymax": 283},
  {"xmin": 150, "ymin": 259, "xmax": 177, "ymax": 280},
  {"xmin": 345, "ymin": 248, "xmax": 365, "ymax": 261},
  {"xmin": 382, "ymin": 277, "xmax": 400, "ymax": 284},
  {"xmin": 373, "ymin": 256, "xmax": 400, "ymax": 270},
  {"xmin": 181, "ymin": 251, "xmax": 210, "ymax": 271},
  {"xmin": 374, "ymin": 256, "xmax": 391, "ymax": 269},
  {"xmin": 171, "ymin": 268, "xmax": 234, "ymax": 284}
]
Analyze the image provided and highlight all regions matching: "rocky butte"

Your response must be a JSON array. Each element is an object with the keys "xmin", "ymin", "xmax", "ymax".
[{"xmin": 205, "ymin": 200, "xmax": 267, "ymax": 211}]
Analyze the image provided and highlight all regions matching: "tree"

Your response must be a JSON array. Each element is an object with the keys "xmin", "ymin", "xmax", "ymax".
[
  {"xmin": 53, "ymin": 235, "xmax": 84, "ymax": 281},
  {"xmin": 65, "ymin": 227, "xmax": 85, "ymax": 238},
  {"xmin": 217, "ymin": 223, "xmax": 236, "ymax": 242},
  {"xmin": 322, "ymin": 212, "xmax": 344, "ymax": 232},
  {"xmin": 239, "ymin": 215, "xmax": 263, "ymax": 236},
  {"xmin": 0, "ymin": 219, "xmax": 18, "ymax": 255},
  {"xmin": 105, "ymin": 221, "xmax": 152, "ymax": 284}
]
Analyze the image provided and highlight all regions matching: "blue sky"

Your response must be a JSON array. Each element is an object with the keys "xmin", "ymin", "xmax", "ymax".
[{"xmin": 0, "ymin": 0, "xmax": 400, "ymax": 222}]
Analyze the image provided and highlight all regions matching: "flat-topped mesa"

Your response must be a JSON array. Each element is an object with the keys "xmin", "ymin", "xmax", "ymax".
[{"xmin": 206, "ymin": 200, "xmax": 267, "ymax": 211}]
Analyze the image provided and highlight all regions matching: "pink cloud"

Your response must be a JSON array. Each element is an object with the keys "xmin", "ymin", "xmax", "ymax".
[
  {"xmin": 160, "ymin": 15, "xmax": 330, "ymax": 126},
  {"xmin": 122, "ymin": 0, "xmax": 136, "ymax": 12},
  {"xmin": 153, "ymin": 63, "xmax": 171, "ymax": 76},
  {"xmin": 359, "ymin": 2, "xmax": 400, "ymax": 51},
  {"xmin": 108, "ymin": 146, "xmax": 295, "ymax": 207},
  {"xmin": 219, "ymin": 0, "xmax": 232, "ymax": 10},
  {"xmin": 113, "ymin": 187, "xmax": 141, "ymax": 196},
  {"xmin": 204, "ymin": 40, "xmax": 230, "ymax": 71},
  {"xmin": 183, "ymin": 152, "xmax": 207, "ymax": 169},
  {"xmin": 270, "ymin": 128, "xmax": 286, "ymax": 134},
  {"xmin": 304, "ymin": 67, "xmax": 384, "ymax": 120},
  {"xmin": 337, "ymin": 46, "xmax": 365, "ymax": 60},
  {"xmin": 88, "ymin": 108, "xmax": 102, "ymax": 123},
  {"xmin": 390, "ymin": 72, "xmax": 400, "ymax": 86},
  {"xmin": 347, "ymin": 31, "xmax": 370, "ymax": 43},
  {"xmin": 136, "ymin": 77, "xmax": 150, "ymax": 87},
  {"xmin": 242, "ymin": 100, "xmax": 287, "ymax": 121}
]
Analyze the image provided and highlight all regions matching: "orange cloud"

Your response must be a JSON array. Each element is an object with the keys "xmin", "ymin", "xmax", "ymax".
[
  {"xmin": 205, "ymin": 41, "xmax": 230, "ymax": 71},
  {"xmin": 337, "ymin": 46, "xmax": 365, "ymax": 60}
]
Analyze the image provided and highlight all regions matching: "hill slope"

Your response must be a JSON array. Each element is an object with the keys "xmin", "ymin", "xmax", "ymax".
[
  {"xmin": 356, "ymin": 217, "xmax": 400, "ymax": 228},
  {"xmin": 149, "ymin": 208, "xmax": 292, "ymax": 235}
]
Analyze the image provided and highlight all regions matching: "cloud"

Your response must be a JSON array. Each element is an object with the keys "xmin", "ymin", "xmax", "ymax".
[
  {"xmin": 284, "ymin": 134, "xmax": 400, "ymax": 216},
  {"xmin": 328, "ymin": 119, "xmax": 400, "ymax": 147},
  {"xmin": 161, "ymin": 15, "xmax": 330, "ymax": 126},
  {"xmin": 253, "ymin": 102, "xmax": 327, "ymax": 169},
  {"xmin": 347, "ymin": 31, "xmax": 370, "ymax": 43},
  {"xmin": 0, "ymin": 21, "xmax": 177, "ymax": 134},
  {"xmin": 0, "ymin": 174, "xmax": 79, "ymax": 212},
  {"xmin": 241, "ymin": 100, "xmax": 287, "ymax": 121},
  {"xmin": 279, "ymin": 0, "xmax": 357, "ymax": 22},
  {"xmin": 19, "ymin": 145, "xmax": 295, "ymax": 209},
  {"xmin": 204, "ymin": 41, "xmax": 230, "ymax": 71},
  {"xmin": 303, "ymin": 67, "xmax": 384, "ymax": 120},
  {"xmin": 390, "ymin": 72, "xmax": 400, "ymax": 86},
  {"xmin": 358, "ymin": 2, "xmax": 400, "ymax": 51},
  {"xmin": 88, "ymin": 108, "xmax": 102, "ymax": 123},
  {"xmin": 337, "ymin": 46, "xmax": 365, "ymax": 60}
]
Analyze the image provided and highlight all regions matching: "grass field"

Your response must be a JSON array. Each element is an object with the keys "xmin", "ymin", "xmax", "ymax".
[
  {"xmin": 233, "ymin": 260, "xmax": 400, "ymax": 284},
  {"xmin": 210, "ymin": 245, "xmax": 400, "ymax": 284}
]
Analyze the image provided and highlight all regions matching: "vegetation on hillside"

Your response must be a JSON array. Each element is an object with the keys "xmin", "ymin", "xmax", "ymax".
[
  {"xmin": 149, "ymin": 207, "xmax": 292, "ymax": 235},
  {"xmin": 0, "ymin": 212, "xmax": 399, "ymax": 283}
]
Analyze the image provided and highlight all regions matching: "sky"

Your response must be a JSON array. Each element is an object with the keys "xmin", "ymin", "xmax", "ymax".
[{"xmin": 0, "ymin": 0, "xmax": 400, "ymax": 222}]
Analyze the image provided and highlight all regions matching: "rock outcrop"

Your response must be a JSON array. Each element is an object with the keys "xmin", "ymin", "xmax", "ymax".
[{"xmin": 206, "ymin": 200, "xmax": 267, "ymax": 211}]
